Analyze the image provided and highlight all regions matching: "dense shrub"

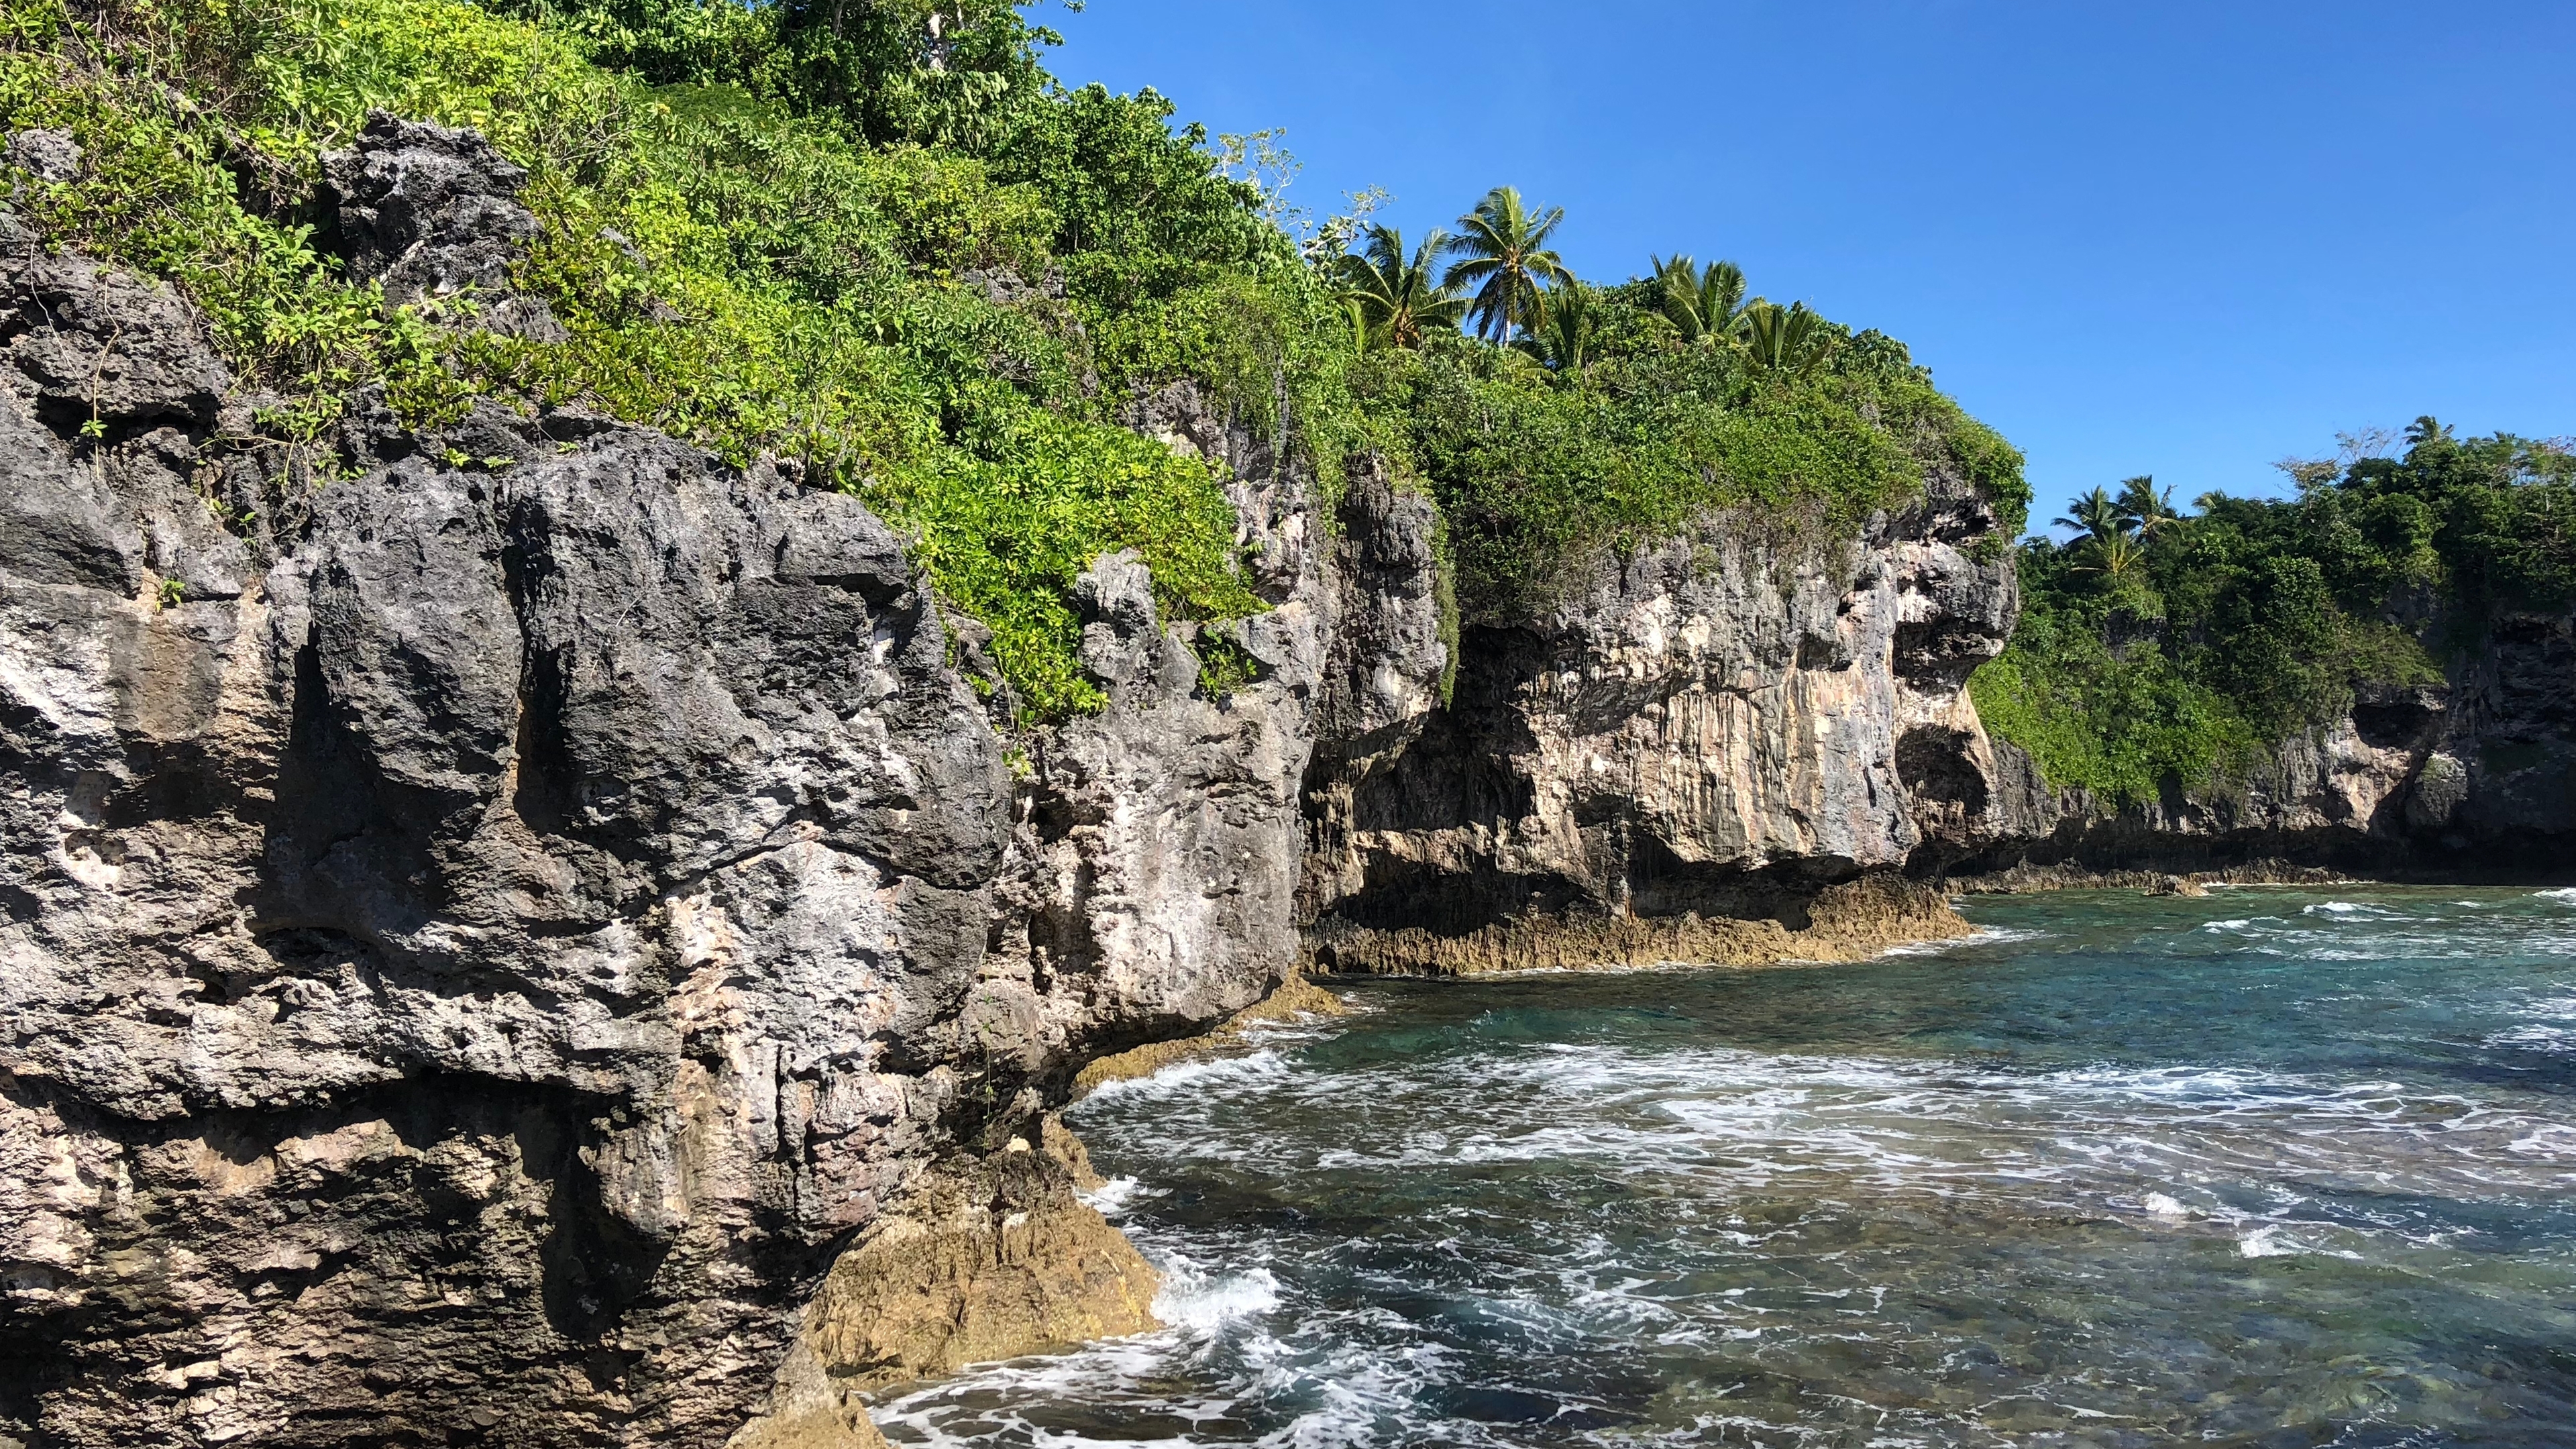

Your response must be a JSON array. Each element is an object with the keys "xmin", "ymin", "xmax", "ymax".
[
  {"xmin": 1976, "ymin": 420, "xmax": 2569, "ymax": 806},
  {"xmin": 1349, "ymin": 306, "xmax": 2025, "ymax": 621},
  {"xmin": 3, "ymin": 0, "xmax": 2025, "ymax": 715},
  {"xmin": 1, "ymin": 0, "xmax": 1273, "ymax": 716}
]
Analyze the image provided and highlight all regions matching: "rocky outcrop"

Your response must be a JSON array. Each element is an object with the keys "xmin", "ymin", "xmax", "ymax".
[
  {"xmin": 0, "ymin": 125, "xmax": 1392, "ymax": 1448},
  {"xmin": 1957, "ymin": 627, "xmax": 2576, "ymax": 882},
  {"xmin": 1298, "ymin": 462, "xmax": 1452, "ymax": 921},
  {"xmin": 319, "ymin": 112, "xmax": 564, "ymax": 339},
  {"xmin": 748, "ymin": 1148, "xmax": 1158, "ymax": 1449},
  {"xmin": 979, "ymin": 379, "xmax": 1346, "ymax": 1073},
  {"xmin": 1311, "ymin": 874, "xmax": 1972, "ymax": 977},
  {"xmin": 1305, "ymin": 482, "xmax": 2024, "ymax": 967},
  {"xmin": 0, "ymin": 110, "xmax": 2038, "ymax": 1448},
  {"xmin": 0, "ymin": 268, "xmax": 1018, "ymax": 1443}
]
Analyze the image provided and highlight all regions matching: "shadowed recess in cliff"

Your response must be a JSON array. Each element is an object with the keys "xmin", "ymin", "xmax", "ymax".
[{"xmin": 1302, "ymin": 485, "xmax": 2029, "ymax": 967}]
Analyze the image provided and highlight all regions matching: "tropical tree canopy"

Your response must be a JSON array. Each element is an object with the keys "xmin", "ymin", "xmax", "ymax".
[
  {"xmin": 1517, "ymin": 284, "xmax": 1599, "ymax": 377},
  {"xmin": 1334, "ymin": 224, "xmax": 1468, "ymax": 351},
  {"xmin": 1652, "ymin": 255, "xmax": 1753, "ymax": 344},
  {"xmin": 2074, "ymin": 530, "xmax": 2149, "ymax": 578},
  {"xmin": 1443, "ymin": 186, "xmax": 1569, "ymax": 343},
  {"xmin": 2116, "ymin": 476, "xmax": 2180, "ymax": 535},
  {"xmin": 2054, "ymin": 485, "xmax": 2129, "ymax": 547},
  {"xmin": 1741, "ymin": 301, "xmax": 1839, "ymax": 380}
]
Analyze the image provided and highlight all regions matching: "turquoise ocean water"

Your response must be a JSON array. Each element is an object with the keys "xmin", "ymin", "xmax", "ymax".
[{"xmin": 880, "ymin": 888, "xmax": 2576, "ymax": 1447}]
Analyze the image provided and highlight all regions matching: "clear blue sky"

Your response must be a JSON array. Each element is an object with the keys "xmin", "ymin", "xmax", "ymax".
[{"xmin": 1038, "ymin": 0, "xmax": 2575, "ymax": 531}]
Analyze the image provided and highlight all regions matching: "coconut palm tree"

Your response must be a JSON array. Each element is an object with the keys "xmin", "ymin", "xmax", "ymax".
[
  {"xmin": 1334, "ymin": 224, "xmax": 1467, "ymax": 351},
  {"xmin": 2115, "ymin": 476, "xmax": 2180, "ymax": 537},
  {"xmin": 1340, "ymin": 296, "xmax": 1369, "ymax": 355},
  {"xmin": 2075, "ymin": 531, "xmax": 2149, "ymax": 580},
  {"xmin": 2053, "ymin": 486, "xmax": 2129, "ymax": 548},
  {"xmin": 1652, "ymin": 254, "xmax": 1752, "ymax": 343},
  {"xmin": 1442, "ymin": 186, "xmax": 1569, "ymax": 343},
  {"xmin": 1741, "ymin": 301, "xmax": 1838, "ymax": 379},
  {"xmin": 1517, "ymin": 284, "xmax": 1598, "ymax": 378}
]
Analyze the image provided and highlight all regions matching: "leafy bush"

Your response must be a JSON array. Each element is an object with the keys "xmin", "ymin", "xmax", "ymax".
[
  {"xmin": 1353, "ymin": 318, "xmax": 2021, "ymax": 621},
  {"xmin": 2, "ymin": 0, "xmax": 1281, "ymax": 716},
  {"xmin": 5, "ymin": 0, "xmax": 2026, "ymax": 718}
]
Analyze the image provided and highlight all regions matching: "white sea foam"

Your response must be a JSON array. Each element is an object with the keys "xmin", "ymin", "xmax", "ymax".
[
  {"xmin": 1154, "ymin": 1262, "xmax": 1281, "ymax": 1329},
  {"xmin": 2485, "ymin": 1024, "xmax": 2576, "ymax": 1054},
  {"xmin": 1076, "ymin": 1047, "xmax": 1296, "ymax": 1104},
  {"xmin": 1881, "ymin": 926, "xmax": 2051, "ymax": 957},
  {"xmin": 2238, "ymin": 1227, "xmax": 2297, "ymax": 1258},
  {"xmin": 2237, "ymin": 1226, "xmax": 2363, "ymax": 1261},
  {"xmin": 1077, "ymin": 1176, "xmax": 1148, "ymax": 1216},
  {"xmin": 2141, "ymin": 1192, "xmax": 2192, "ymax": 1218},
  {"xmin": 2303, "ymin": 901, "xmax": 2401, "ymax": 918}
]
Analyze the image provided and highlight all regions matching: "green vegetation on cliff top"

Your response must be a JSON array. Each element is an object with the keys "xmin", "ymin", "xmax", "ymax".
[
  {"xmin": 1, "ymin": 0, "xmax": 2026, "ymax": 713},
  {"xmin": 1976, "ymin": 421, "xmax": 2576, "ymax": 808}
]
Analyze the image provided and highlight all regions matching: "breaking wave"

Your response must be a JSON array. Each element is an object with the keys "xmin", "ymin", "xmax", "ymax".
[{"xmin": 879, "ymin": 886, "xmax": 2576, "ymax": 1446}]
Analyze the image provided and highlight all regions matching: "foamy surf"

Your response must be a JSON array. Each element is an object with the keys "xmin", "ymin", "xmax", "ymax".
[
  {"xmin": 1076, "ymin": 1176, "xmax": 1148, "ymax": 1216},
  {"xmin": 1880, "ymin": 925, "xmax": 2050, "ymax": 957},
  {"xmin": 901, "ymin": 887, "xmax": 2576, "ymax": 1446}
]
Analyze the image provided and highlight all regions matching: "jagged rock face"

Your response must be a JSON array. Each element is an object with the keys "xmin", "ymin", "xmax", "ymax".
[
  {"xmin": 1299, "ymin": 464, "xmax": 1451, "ymax": 920},
  {"xmin": 0, "ymin": 131, "xmax": 1382, "ymax": 1446},
  {"xmin": 1, "ymin": 272, "xmax": 1016, "ymax": 1440},
  {"xmin": 2436, "ymin": 613, "xmax": 2576, "ymax": 849},
  {"xmin": 976, "ymin": 382, "xmax": 1348, "ymax": 1069},
  {"xmin": 732, "ymin": 390, "xmax": 1389, "ymax": 1448},
  {"xmin": 320, "ymin": 112, "xmax": 556, "ymax": 333},
  {"xmin": 1309, "ymin": 486, "xmax": 2023, "ymax": 941}
]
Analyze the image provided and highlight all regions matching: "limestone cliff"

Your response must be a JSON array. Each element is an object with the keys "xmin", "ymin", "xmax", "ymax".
[
  {"xmin": 1305, "ymin": 482, "xmax": 2023, "ymax": 971},
  {"xmin": 0, "ymin": 113, "xmax": 2026, "ymax": 1447},
  {"xmin": 0, "ymin": 120, "xmax": 1408, "ymax": 1447}
]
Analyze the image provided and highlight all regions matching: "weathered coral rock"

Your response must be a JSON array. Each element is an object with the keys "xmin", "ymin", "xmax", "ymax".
[
  {"xmin": 1309, "ymin": 874, "xmax": 1973, "ymax": 977},
  {"xmin": 1070, "ymin": 968, "xmax": 1347, "ymax": 1094},
  {"xmin": 1306, "ymin": 482, "xmax": 2022, "ymax": 966},
  {"xmin": 797, "ymin": 1150, "xmax": 1159, "ymax": 1393},
  {"xmin": 0, "ymin": 133, "xmax": 1358, "ymax": 1448},
  {"xmin": 1299, "ymin": 462, "xmax": 1452, "ymax": 920},
  {"xmin": 321, "ymin": 111, "xmax": 566, "ymax": 338},
  {"xmin": 730, "ymin": 1148, "xmax": 1148, "ymax": 1449},
  {"xmin": 1, "ymin": 325, "xmax": 1020, "ymax": 1442}
]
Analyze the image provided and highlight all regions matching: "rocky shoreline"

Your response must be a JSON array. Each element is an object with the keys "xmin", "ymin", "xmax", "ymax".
[
  {"xmin": 5, "ymin": 111, "xmax": 2568, "ymax": 1448},
  {"xmin": 1309, "ymin": 874, "xmax": 1976, "ymax": 977}
]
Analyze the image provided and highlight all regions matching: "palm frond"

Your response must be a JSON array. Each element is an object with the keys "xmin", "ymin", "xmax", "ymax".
[
  {"xmin": 1334, "ymin": 223, "xmax": 1464, "ymax": 350},
  {"xmin": 1442, "ymin": 186, "xmax": 1568, "ymax": 342},
  {"xmin": 1741, "ymin": 301, "xmax": 1838, "ymax": 379},
  {"xmin": 2051, "ymin": 486, "xmax": 2130, "ymax": 547},
  {"xmin": 1517, "ymin": 284, "xmax": 1597, "ymax": 378}
]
